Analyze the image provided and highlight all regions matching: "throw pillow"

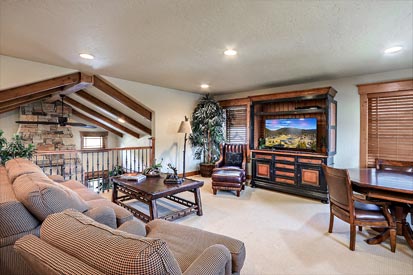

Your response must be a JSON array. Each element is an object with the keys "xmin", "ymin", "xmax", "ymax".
[
  {"xmin": 225, "ymin": 152, "xmax": 243, "ymax": 167},
  {"xmin": 13, "ymin": 173, "xmax": 89, "ymax": 221}
]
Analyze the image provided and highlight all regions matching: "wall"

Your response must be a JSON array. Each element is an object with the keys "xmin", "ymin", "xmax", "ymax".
[
  {"xmin": 0, "ymin": 55, "xmax": 201, "ymax": 174},
  {"xmin": 216, "ymin": 68, "xmax": 413, "ymax": 168},
  {"xmin": 102, "ymin": 76, "xmax": 201, "ymax": 174}
]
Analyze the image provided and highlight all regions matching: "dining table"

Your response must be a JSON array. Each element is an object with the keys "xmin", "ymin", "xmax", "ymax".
[{"xmin": 348, "ymin": 168, "xmax": 413, "ymax": 249}]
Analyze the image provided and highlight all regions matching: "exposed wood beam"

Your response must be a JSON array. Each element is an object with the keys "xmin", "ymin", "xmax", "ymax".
[
  {"xmin": 0, "ymin": 106, "xmax": 19, "ymax": 114},
  {"xmin": 71, "ymin": 109, "xmax": 123, "ymax": 138},
  {"xmin": 60, "ymin": 74, "xmax": 94, "ymax": 95},
  {"xmin": 76, "ymin": 90, "xmax": 152, "ymax": 134},
  {"xmin": 93, "ymin": 75, "xmax": 152, "ymax": 121},
  {"xmin": 1, "ymin": 88, "xmax": 61, "ymax": 109},
  {"xmin": 65, "ymin": 97, "xmax": 140, "ymax": 139},
  {"xmin": 0, "ymin": 72, "xmax": 89, "ymax": 103}
]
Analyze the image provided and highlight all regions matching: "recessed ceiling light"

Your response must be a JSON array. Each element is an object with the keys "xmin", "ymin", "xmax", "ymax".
[
  {"xmin": 79, "ymin": 53, "xmax": 94, "ymax": 59},
  {"xmin": 200, "ymin": 84, "xmax": 210, "ymax": 89},
  {"xmin": 384, "ymin": 46, "xmax": 403, "ymax": 54},
  {"xmin": 118, "ymin": 118, "xmax": 125, "ymax": 123},
  {"xmin": 224, "ymin": 49, "xmax": 237, "ymax": 56}
]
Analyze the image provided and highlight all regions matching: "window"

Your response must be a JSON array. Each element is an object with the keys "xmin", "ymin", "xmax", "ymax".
[
  {"xmin": 80, "ymin": 132, "xmax": 108, "ymax": 150},
  {"xmin": 223, "ymin": 105, "xmax": 248, "ymax": 144},
  {"xmin": 358, "ymin": 80, "xmax": 413, "ymax": 167}
]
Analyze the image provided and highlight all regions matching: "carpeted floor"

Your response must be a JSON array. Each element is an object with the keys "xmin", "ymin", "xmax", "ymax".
[{"xmin": 107, "ymin": 176, "xmax": 413, "ymax": 274}]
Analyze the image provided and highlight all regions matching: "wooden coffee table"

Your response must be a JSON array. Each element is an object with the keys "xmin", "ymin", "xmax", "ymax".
[{"xmin": 111, "ymin": 176, "xmax": 204, "ymax": 223}]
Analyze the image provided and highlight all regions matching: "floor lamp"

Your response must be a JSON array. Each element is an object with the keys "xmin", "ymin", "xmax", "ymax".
[{"xmin": 178, "ymin": 116, "xmax": 192, "ymax": 180}]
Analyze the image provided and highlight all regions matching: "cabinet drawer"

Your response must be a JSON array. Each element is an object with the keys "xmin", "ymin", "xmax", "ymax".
[
  {"xmin": 275, "ymin": 177, "xmax": 295, "ymax": 184},
  {"xmin": 300, "ymin": 168, "xmax": 320, "ymax": 186},
  {"xmin": 275, "ymin": 163, "xmax": 295, "ymax": 170},
  {"xmin": 276, "ymin": 156, "xmax": 295, "ymax": 162},
  {"xmin": 255, "ymin": 154, "xmax": 272, "ymax": 160},
  {"xmin": 275, "ymin": 170, "xmax": 295, "ymax": 178},
  {"xmin": 298, "ymin": 158, "xmax": 322, "ymax": 165}
]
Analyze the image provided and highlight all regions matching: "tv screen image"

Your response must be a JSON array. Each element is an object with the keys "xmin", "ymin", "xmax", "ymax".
[{"xmin": 264, "ymin": 118, "xmax": 317, "ymax": 150}]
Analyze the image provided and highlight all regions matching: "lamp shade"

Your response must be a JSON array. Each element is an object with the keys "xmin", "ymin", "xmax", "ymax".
[{"xmin": 178, "ymin": 120, "xmax": 192, "ymax": 134}]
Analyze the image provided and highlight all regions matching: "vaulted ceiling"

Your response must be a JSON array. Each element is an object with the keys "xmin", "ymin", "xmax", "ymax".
[
  {"xmin": 0, "ymin": 1, "xmax": 412, "ymax": 94},
  {"xmin": 0, "ymin": 73, "xmax": 152, "ymax": 138}
]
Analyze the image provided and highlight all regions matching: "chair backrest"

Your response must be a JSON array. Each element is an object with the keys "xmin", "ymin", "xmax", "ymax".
[
  {"xmin": 220, "ymin": 143, "xmax": 247, "ymax": 170},
  {"xmin": 321, "ymin": 164, "xmax": 354, "ymax": 213},
  {"xmin": 375, "ymin": 159, "xmax": 413, "ymax": 173}
]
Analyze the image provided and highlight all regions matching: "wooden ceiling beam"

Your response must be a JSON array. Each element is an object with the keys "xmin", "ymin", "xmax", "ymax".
[
  {"xmin": 76, "ymin": 90, "xmax": 152, "ymax": 134},
  {"xmin": 65, "ymin": 97, "xmax": 140, "ymax": 139},
  {"xmin": 0, "ymin": 106, "xmax": 19, "ymax": 114},
  {"xmin": 60, "ymin": 74, "xmax": 94, "ymax": 95},
  {"xmin": 71, "ymin": 109, "xmax": 123, "ymax": 138},
  {"xmin": 0, "ymin": 88, "xmax": 61, "ymax": 109},
  {"xmin": 0, "ymin": 72, "xmax": 90, "ymax": 103},
  {"xmin": 93, "ymin": 75, "xmax": 152, "ymax": 121}
]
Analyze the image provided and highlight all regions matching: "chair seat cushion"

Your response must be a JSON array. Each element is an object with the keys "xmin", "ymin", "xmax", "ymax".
[
  {"xmin": 212, "ymin": 169, "xmax": 243, "ymax": 184},
  {"xmin": 354, "ymin": 202, "xmax": 386, "ymax": 221}
]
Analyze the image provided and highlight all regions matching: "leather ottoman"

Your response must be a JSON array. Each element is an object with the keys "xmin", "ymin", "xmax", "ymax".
[{"xmin": 211, "ymin": 168, "xmax": 245, "ymax": 197}]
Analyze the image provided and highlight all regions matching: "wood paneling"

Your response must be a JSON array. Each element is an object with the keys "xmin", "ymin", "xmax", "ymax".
[
  {"xmin": 93, "ymin": 75, "xmax": 152, "ymax": 121},
  {"xmin": 358, "ymin": 79, "xmax": 413, "ymax": 94},
  {"xmin": 301, "ymin": 169, "xmax": 319, "ymax": 186},
  {"xmin": 76, "ymin": 90, "xmax": 151, "ymax": 134},
  {"xmin": 257, "ymin": 163, "xmax": 270, "ymax": 178},
  {"xmin": 249, "ymin": 87, "xmax": 336, "ymax": 102}
]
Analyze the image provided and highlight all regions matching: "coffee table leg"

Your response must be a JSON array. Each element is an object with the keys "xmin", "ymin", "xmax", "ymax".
[
  {"xmin": 194, "ymin": 188, "xmax": 203, "ymax": 216},
  {"xmin": 149, "ymin": 199, "xmax": 158, "ymax": 220}
]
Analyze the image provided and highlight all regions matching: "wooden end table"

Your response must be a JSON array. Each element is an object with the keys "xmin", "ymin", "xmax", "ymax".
[{"xmin": 112, "ymin": 175, "xmax": 204, "ymax": 223}]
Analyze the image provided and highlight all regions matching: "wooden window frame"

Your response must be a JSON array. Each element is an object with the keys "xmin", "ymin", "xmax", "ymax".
[
  {"xmin": 80, "ymin": 131, "xmax": 108, "ymax": 150},
  {"xmin": 358, "ymin": 79, "xmax": 413, "ymax": 167}
]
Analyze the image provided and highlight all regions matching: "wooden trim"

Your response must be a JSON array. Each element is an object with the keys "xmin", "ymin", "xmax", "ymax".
[
  {"xmin": 178, "ymin": 170, "xmax": 200, "ymax": 177},
  {"xmin": 0, "ymin": 72, "xmax": 84, "ymax": 103},
  {"xmin": 71, "ymin": 109, "xmax": 123, "ymax": 137},
  {"xmin": 359, "ymin": 94, "xmax": 368, "ymax": 167},
  {"xmin": 366, "ymin": 89, "xmax": 413, "ymax": 98},
  {"xmin": 219, "ymin": 97, "xmax": 250, "ymax": 107},
  {"xmin": 66, "ymin": 97, "xmax": 140, "ymax": 139},
  {"xmin": 80, "ymin": 131, "xmax": 108, "ymax": 149},
  {"xmin": 80, "ymin": 131, "xmax": 108, "ymax": 137},
  {"xmin": 76, "ymin": 90, "xmax": 151, "ymax": 134},
  {"xmin": 60, "ymin": 73, "xmax": 93, "ymax": 95},
  {"xmin": 357, "ymin": 79, "xmax": 413, "ymax": 94},
  {"xmin": 249, "ymin": 87, "xmax": 336, "ymax": 102},
  {"xmin": 93, "ymin": 75, "xmax": 152, "ymax": 121},
  {"xmin": 251, "ymin": 149, "xmax": 327, "ymax": 158}
]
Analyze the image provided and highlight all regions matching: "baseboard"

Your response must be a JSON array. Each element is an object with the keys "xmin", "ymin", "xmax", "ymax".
[{"xmin": 178, "ymin": 170, "xmax": 200, "ymax": 177}]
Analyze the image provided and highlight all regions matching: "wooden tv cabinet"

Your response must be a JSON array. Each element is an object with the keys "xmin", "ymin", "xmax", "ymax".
[{"xmin": 249, "ymin": 87, "xmax": 337, "ymax": 202}]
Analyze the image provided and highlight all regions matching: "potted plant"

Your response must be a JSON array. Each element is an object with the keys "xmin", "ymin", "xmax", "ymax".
[
  {"xmin": 0, "ymin": 130, "xmax": 36, "ymax": 165},
  {"xmin": 143, "ymin": 158, "xmax": 163, "ymax": 176},
  {"xmin": 189, "ymin": 94, "xmax": 225, "ymax": 177}
]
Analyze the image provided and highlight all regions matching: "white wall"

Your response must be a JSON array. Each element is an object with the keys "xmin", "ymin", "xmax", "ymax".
[
  {"xmin": 101, "ymin": 76, "xmax": 201, "ymax": 174},
  {"xmin": 216, "ymin": 68, "xmax": 413, "ymax": 168},
  {"xmin": 0, "ymin": 55, "xmax": 201, "ymax": 174}
]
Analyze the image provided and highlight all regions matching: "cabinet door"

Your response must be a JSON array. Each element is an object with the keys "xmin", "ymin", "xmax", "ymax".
[
  {"xmin": 254, "ymin": 160, "xmax": 272, "ymax": 180},
  {"xmin": 297, "ymin": 164, "xmax": 323, "ymax": 190}
]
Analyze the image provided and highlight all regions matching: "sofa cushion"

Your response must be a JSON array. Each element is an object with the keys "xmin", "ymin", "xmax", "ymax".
[
  {"xmin": 86, "ymin": 199, "xmax": 132, "ymax": 225},
  {"xmin": 40, "ymin": 210, "xmax": 182, "ymax": 275},
  {"xmin": 5, "ymin": 158, "xmax": 44, "ymax": 183},
  {"xmin": 13, "ymin": 173, "xmax": 88, "ymax": 221},
  {"xmin": 146, "ymin": 219, "xmax": 246, "ymax": 273},
  {"xmin": 0, "ymin": 167, "xmax": 40, "ymax": 239},
  {"xmin": 84, "ymin": 206, "xmax": 117, "ymax": 229}
]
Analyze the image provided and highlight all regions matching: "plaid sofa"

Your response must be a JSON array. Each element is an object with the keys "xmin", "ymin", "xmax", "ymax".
[{"xmin": 1, "ymin": 159, "xmax": 246, "ymax": 274}]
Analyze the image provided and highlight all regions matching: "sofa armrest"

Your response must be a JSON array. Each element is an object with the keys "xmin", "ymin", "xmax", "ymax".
[
  {"xmin": 47, "ymin": 175, "xmax": 65, "ymax": 183},
  {"xmin": 183, "ymin": 244, "xmax": 231, "ymax": 275},
  {"xmin": 14, "ymin": 235, "xmax": 104, "ymax": 275}
]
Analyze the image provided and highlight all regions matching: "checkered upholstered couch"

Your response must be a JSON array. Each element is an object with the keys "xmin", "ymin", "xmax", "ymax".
[{"xmin": 1, "ymin": 159, "xmax": 246, "ymax": 274}]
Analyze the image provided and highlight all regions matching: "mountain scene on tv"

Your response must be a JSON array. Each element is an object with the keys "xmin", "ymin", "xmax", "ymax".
[{"xmin": 264, "ymin": 118, "xmax": 317, "ymax": 150}]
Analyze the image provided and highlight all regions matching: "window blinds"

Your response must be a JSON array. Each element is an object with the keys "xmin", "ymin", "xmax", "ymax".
[
  {"xmin": 224, "ymin": 106, "xmax": 247, "ymax": 144},
  {"xmin": 367, "ymin": 91, "xmax": 413, "ymax": 167}
]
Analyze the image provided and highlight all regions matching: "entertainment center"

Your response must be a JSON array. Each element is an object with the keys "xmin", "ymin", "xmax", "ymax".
[{"xmin": 250, "ymin": 87, "xmax": 337, "ymax": 202}]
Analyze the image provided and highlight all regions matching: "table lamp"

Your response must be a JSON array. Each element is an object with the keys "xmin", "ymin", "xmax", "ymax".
[{"xmin": 178, "ymin": 116, "xmax": 192, "ymax": 180}]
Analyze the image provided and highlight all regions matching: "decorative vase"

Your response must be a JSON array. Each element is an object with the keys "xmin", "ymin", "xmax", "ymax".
[{"xmin": 200, "ymin": 163, "xmax": 215, "ymax": 177}]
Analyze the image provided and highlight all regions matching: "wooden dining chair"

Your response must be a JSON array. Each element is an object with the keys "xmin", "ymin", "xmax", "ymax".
[
  {"xmin": 375, "ymin": 159, "xmax": 413, "ymax": 225},
  {"xmin": 321, "ymin": 164, "xmax": 396, "ymax": 252}
]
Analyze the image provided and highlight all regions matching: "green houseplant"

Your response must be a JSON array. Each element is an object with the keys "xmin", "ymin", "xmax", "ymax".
[
  {"xmin": 189, "ymin": 94, "xmax": 225, "ymax": 177},
  {"xmin": 0, "ymin": 130, "xmax": 36, "ymax": 165}
]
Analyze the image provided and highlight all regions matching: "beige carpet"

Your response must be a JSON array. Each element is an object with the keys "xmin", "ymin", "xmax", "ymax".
[{"xmin": 106, "ymin": 176, "xmax": 413, "ymax": 274}]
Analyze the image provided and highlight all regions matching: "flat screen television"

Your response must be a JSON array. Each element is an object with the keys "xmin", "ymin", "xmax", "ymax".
[{"xmin": 264, "ymin": 118, "xmax": 317, "ymax": 151}]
